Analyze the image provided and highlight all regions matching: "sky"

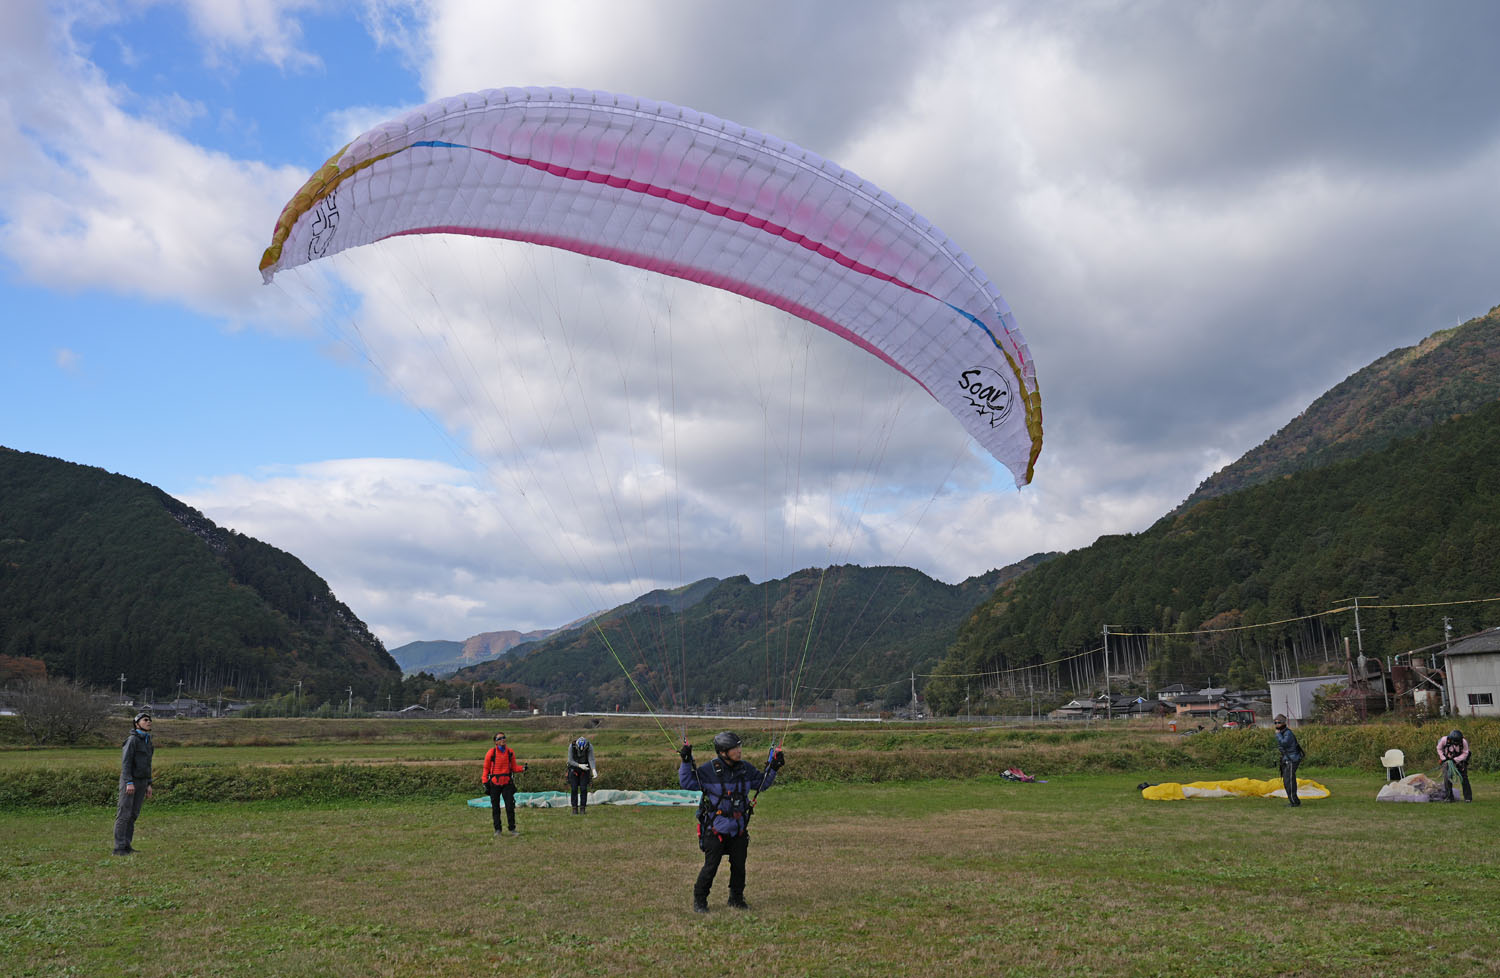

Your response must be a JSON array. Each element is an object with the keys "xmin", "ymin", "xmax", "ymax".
[{"xmin": 4, "ymin": 0, "xmax": 1499, "ymax": 650}]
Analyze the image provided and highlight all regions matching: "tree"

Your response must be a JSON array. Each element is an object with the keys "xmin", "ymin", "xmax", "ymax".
[
  {"xmin": 0, "ymin": 654, "xmax": 47, "ymax": 686},
  {"xmin": 15, "ymin": 677, "xmax": 115, "ymax": 745}
]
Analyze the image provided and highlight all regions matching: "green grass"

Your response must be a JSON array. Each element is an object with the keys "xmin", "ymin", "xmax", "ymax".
[{"xmin": 4, "ymin": 773, "xmax": 1496, "ymax": 978}]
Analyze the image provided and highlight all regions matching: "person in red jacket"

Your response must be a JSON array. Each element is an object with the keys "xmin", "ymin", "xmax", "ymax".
[{"xmin": 483, "ymin": 732, "xmax": 527, "ymax": 835}]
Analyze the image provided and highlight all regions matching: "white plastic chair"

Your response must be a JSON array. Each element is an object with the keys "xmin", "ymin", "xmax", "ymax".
[{"xmin": 1380, "ymin": 749, "xmax": 1405, "ymax": 781}]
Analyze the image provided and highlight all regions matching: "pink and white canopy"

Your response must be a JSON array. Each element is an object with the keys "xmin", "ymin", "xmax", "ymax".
[{"xmin": 260, "ymin": 87, "xmax": 1042, "ymax": 485}]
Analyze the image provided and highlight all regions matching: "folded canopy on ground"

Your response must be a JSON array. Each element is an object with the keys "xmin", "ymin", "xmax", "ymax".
[
  {"xmin": 1141, "ymin": 777, "xmax": 1331, "ymax": 801},
  {"xmin": 468, "ymin": 789, "xmax": 700, "ymax": 809},
  {"xmin": 1376, "ymin": 773, "xmax": 1448, "ymax": 803}
]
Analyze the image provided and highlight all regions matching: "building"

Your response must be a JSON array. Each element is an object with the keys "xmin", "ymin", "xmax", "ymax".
[
  {"xmin": 1268, "ymin": 674, "xmax": 1347, "ymax": 723},
  {"xmin": 1442, "ymin": 627, "xmax": 1500, "ymax": 718},
  {"xmin": 1172, "ymin": 693, "xmax": 1225, "ymax": 720},
  {"xmin": 1050, "ymin": 698, "xmax": 1097, "ymax": 718}
]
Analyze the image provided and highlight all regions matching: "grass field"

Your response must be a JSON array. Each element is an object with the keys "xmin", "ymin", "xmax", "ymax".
[{"xmin": 3, "ymin": 717, "xmax": 1496, "ymax": 977}]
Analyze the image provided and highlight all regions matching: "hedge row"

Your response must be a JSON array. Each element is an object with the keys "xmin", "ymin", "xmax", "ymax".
[
  {"xmin": 1252, "ymin": 718, "xmax": 1497, "ymax": 773},
  {"xmin": 0, "ymin": 746, "xmax": 1192, "ymax": 808},
  {"xmin": 3, "ymin": 720, "xmax": 1491, "ymax": 808}
]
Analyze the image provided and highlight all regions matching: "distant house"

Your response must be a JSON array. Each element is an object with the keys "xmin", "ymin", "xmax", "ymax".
[
  {"xmin": 1172, "ymin": 693, "xmax": 1225, "ymax": 719},
  {"xmin": 1442, "ymin": 628, "xmax": 1500, "ymax": 718},
  {"xmin": 1156, "ymin": 684, "xmax": 1191, "ymax": 701},
  {"xmin": 1051, "ymin": 698, "xmax": 1096, "ymax": 718},
  {"xmin": 145, "ymin": 698, "xmax": 212, "ymax": 718},
  {"xmin": 1114, "ymin": 695, "xmax": 1167, "ymax": 716},
  {"xmin": 1050, "ymin": 695, "xmax": 1162, "ymax": 719}
]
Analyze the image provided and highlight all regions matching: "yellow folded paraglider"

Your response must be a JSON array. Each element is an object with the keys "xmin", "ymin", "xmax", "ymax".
[{"xmin": 1141, "ymin": 777, "xmax": 1330, "ymax": 801}]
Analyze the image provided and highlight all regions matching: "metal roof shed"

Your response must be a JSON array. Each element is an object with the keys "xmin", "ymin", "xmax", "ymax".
[
  {"xmin": 1443, "ymin": 627, "xmax": 1500, "ymax": 718},
  {"xmin": 1268, "ymin": 675, "xmax": 1348, "ymax": 724}
]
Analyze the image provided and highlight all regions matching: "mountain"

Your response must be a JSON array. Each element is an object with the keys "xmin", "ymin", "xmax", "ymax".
[
  {"xmin": 451, "ymin": 555, "xmax": 1055, "ymax": 708},
  {"xmin": 927, "ymin": 396, "xmax": 1500, "ymax": 712},
  {"xmin": 390, "ymin": 629, "xmax": 558, "ymax": 677},
  {"xmin": 0, "ymin": 447, "xmax": 400, "ymax": 703},
  {"xmin": 389, "ymin": 581, "xmax": 726, "ymax": 677},
  {"xmin": 462, "ymin": 631, "xmax": 544, "ymax": 659},
  {"xmin": 388, "ymin": 639, "xmax": 465, "ymax": 674},
  {"xmin": 1178, "ymin": 305, "xmax": 1500, "ymax": 512}
]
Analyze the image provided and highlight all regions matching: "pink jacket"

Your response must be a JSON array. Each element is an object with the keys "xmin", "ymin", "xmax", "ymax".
[{"xmin": 1437, "ymin": 735, "xmax": 1470, "ymax": 765}]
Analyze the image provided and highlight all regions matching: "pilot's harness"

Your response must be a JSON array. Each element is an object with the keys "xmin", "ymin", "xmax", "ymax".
[{"xmin": 695, "ymin": 757, "xmax": 753, "ymax": 851}]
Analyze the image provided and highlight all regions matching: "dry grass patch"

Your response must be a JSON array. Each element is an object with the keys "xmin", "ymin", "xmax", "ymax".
[{"xmin": 3, "ymin": 775, "xmax": 1497, "ymax": 978}]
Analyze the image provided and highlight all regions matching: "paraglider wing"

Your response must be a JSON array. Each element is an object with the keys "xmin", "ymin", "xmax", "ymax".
[{"xmin": 260, "ymin": 87, "xmax": 1042, "ymax": 485}]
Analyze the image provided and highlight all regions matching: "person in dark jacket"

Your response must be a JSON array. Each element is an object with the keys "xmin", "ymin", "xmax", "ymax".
[
  {"xmin": 1438, "ymin": 729, "xmax": 1472, "ymax": 803},
  {"xmin": 482, "ymin": 733, "xmax": 527, "ymax": 836},
  {"xmin": 1273, "ymin": 714, "xmax": 1304, "ymax": 807},
  {"xmin": 113, "ymin": 712, "xmax": 155, "ymax": 854},
  {"xmin": 678, "ymin": 731, "xmax": 785, "ymax": 913},
  {"xmin": 567, "ymin": 736, "xmax": 597, "ymax": 814}
]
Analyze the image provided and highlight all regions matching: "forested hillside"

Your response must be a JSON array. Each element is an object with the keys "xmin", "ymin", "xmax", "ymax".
[
  {"xmin": 455, "ymin": 555, "xmax": 1056, "ymax": 709},
  {"xmin": 1179, "ymin": 305, "xmax": 1500, "ymax": 511},
  {"xmin": 387, "ymin": 640, "xmax": 465, "ymax": 674},
  {"xmin": 0, "ymin": 448, "xmax": 399, "ymax": 702},
  {"xmin": 927, "ymin": 399, "xmax": 1500, "ymax": 712}
]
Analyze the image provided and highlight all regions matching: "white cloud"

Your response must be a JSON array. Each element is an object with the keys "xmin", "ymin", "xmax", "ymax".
[
  {"xmin": 164, "ymin": 0, "xmax": 322, "ymax": 71},
  {"xmin": 9, "ymin": 0, "xmax": 1500, "ymax": 648},
  {"xmin": 54, "ymin": 347, "xmax": 81, "ymax": 372},
  {"xmin": 0, "ymin": 0, "xmax": 317, "ymax": 333},
  {"xmin": 244, "ymin": 236, "xmax": 1015, "ymax": 642}
]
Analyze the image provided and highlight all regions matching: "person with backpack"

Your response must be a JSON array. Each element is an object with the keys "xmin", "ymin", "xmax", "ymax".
[
  {"xmin": 113, "ymin": 712, "xmax": 154, "ymax": 855},
  {"xmin": 1273, "ymin": 714, "xmax": 1305, "ymax": 807},
  {"xmin": 482, "ymin": 732, "xmax": 527, "ymax": 836},
  {"xmin": 678, "ymin": 731, "xmax": 786, "ymax": 913},
  {"xmin": 1438, "ymin": 728, "xmax": 1472, "ymax": 803},
  {"xmin": 567, "ymin": 736, "xmax": 598, "ymax": 814}
]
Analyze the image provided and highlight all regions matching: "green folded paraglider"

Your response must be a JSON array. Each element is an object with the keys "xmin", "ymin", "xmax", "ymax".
[{"xmin": 1141, "ymin": 777, "xmax": 1331, "ymax": 801}]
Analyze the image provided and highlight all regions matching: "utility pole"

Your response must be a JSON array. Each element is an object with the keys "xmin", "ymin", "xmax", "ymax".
[
  {"xmin": 118, "ymin": 673, "xmax": 127, "ymax": 702},
  {"xmin": 1103, "ymin": 625, "xmax": 1121, "ymax": 720},
  {"xmin": 910, "ymin": 672, "xmax": 918, "ymax": 719},
  {"xmin": 295, "ymin": 680, "xmax": 303, "ymax": 716},
  {"xmin": 176, "ymin": 679, "xmax": 185, "ymax": 703},
  {"xmin": 1340, "ymin": 596, "xmax": 1379, "ymax": 656},
  {"xmin": 1339, "ymin": 596, "xmax": 1380, "ymax": 718},
  {"xmin": 346, "ymin": 686, "xmax": 353, "ymax": 715}
]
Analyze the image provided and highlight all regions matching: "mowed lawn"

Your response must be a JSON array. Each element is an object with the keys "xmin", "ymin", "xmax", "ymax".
[{"xmin": 3, "ymin": 773, "xmax": 1495, "ymax": 978}]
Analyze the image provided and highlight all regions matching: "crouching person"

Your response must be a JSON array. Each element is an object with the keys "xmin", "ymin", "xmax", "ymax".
[{"xmin": 1438, "ymin": 729, "xmax": 1472, "ymax": 803}]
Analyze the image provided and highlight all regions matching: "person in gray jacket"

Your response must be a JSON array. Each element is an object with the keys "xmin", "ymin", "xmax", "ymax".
[
  {"xmin": 567, "ymin": 737, "xmax": 598, "ymax": 814},
  {"xmin": 1273, "ymin": 714, "xmax": 1304, "ymax": 807},
  {"xmin": 113, "ymin": 712, "xmax": 155, "ymax": 854}
]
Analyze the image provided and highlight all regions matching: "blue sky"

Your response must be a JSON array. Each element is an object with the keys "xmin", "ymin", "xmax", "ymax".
[
  {"xmin": 5, "ymin": 1, "xmax": 1499, "ymax": 648},
  {"xmin": 5, "ymin": 2, "xmax": 437, "ymax": 485}
]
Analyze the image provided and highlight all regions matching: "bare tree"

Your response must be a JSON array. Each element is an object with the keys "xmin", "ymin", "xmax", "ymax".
[{"xmin": 16, "ymin": 678, "xmax": 116, "ymax": 745}]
